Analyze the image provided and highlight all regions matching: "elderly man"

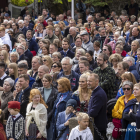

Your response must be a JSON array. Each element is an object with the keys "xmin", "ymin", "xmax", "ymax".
[
  {"xmin": 87, "ymin": 15, "xmax": 93, "ymax": 24},
  {"xmin": 128, "ymin": 27, "xmax": 140, "ymax": 45},
  {"xmin": 80, "ymin": 30, "xmax": 94, "ymax": 52},
  {"xmin": 18, "ymin": 20, "xmax": 27, "ymax": 37},
  {"xmin": 123, "ymin": 56, "xmax": 140, "ymax": 82},
  {"xmin": 67, "ymin": 27, "xmax": 78, "ymax": 46},
  {"xmin": 32, "ymin": 65, "xmax": 49, "ymax": 88},
  {"xmin": 0, "ymin": 27, "xmax": 12, "ymax": 52},
  {"xmin": 49, "ymin": 43, "xmax": 58, "ymax": 57},
  {"xmin": 72, "ymin": 37, "xmax": 83, "ymax": 52},
  {"xmin": 57, "ymin": 57, "xmax": 79, "ymax": 92}
]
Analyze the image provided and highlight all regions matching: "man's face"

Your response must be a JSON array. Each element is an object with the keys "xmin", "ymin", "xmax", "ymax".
[
  {"xmin": 132, "ymin": 27, "xmax": 139, "ymax": 37},
  {"xmin": 61, "ymin": 60, "xmax": 72, "ymax": 73},
  {"xmin": 26, "ymin": 32, "xmax": 32, "ymax": 40},
  {"xmin": 75, "ymin": 38, "xmax": 82, "ymax": 47},
  {"xmin": 100, "ymin": 29, "xmax": 106, "ymax": 36},
  {"xmin": 81, "ymin": 35, "xmax": 88, "ymax": 42},
  {"xmin": 38, "ymin": 67, "xmax": 46, "ymax": 79},
  {"xmin": 59, "ymin": 15, "xmax": 63, "ymax": 21},
  {"xmin": 117, "ymin": 65, "xmax": 125, "ymax": 77},
  {"xmin": 12, "ymin": 23, "xmax": 16, "ymax": 30},
  {"xmin": 87, "ymin": 17, "xmax": 92, "ymax": 23},
  {"xmin": 18, "ymin": 68, "xmax": 27, "ymax": 76},
  {"xmin": 49, "ymin": 45, "xmax": 57, "ymax": 54},
  {"xmin": 103, "ymin": 46, "xmax": 110, "ymax": 56},
  {"xmin": 69, "ymin": 21, "xmax": 75, "ymax": 27},
  {"xmin": 96, "ymin": 56, "xmax": 105, "ymax": 67},
  {"xmin": 0, "ymin": 31, "xmax": 5, "ymax": 37},
  {"xmin": 32, "ymin": 58, "xmax": 40, "ymax": 71},
  {"xmin": 99, "ymin": 22, "xmax": 104, "ymax": 27},
  {"xmin": 115, "ymin": 48, "xmax": 122, "ymax": 55},
  {"xmin": 137, "ymin": 51, "xmax": 140, "ymax": 60},
  {"xmin": 18, "ymin": 22, "xmax": 23, "ymax": 28},
  {"xmin": 87, "ymin": 75, "xmax": 98, "ymax": 90},
  {"xmin": 62, "ymin": 41, "xmax": 69, "ymax": 51},
  {"xmin": 24, "ymin": 20, "xmax": 29, "ymax": 27},
  {"xmin": 17, "ymin": 46, "xmax": 24, "ymax": 55},
  {"xmin": 79, "ymin": 63, "xmax": 89, "ymax": 74},
  {"xmin": 18, "ymin": 77, "xmax": 28, "ymax": 89},
  {"xmin": 69, "ymin": 29, "xmax": 75, "ymax": 36},
  {"xmin": 42, "ymin": 10, "xmax": 47, "ymax": 16}
]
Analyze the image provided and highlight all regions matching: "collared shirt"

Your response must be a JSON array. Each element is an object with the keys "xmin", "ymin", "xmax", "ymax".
[
  {"xmin": 0, "ymin": 73, "xmax": 7, "ymax": 80},
  {"xmin": 13, "ymin": 113, "xmax": 20, "ymax": 120},
  {"xmin": 65, "ymin": 111, "xmax": 71, "ymax": 120}
]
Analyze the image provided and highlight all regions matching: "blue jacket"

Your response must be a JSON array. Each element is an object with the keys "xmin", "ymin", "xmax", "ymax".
[
  {"xmin": 26, "ymin": 38, "xmax": 39, "ymax": 53},
  {"xmin": 57, "ymin": 70, "xmax": 79, "ymax": 92},
  {"xmin": 60, "ymin": 49, "xmax": 75, "ymax": 59},
  {"xmin": 24, "ymin": 49, "xmax": 33, "ymax": 69},
  {"xmin": 116, "ymin": 87, "xmax": 124, "ymax": 99},
  {"xmin": 88, "ymin": 86, "xmax": 107, "ymax": 131},
  {"xmin": 56, "ymin": 111, "xmax": 75, "ymax": 140},
  {"xmin": 21, "ymin": 26, "xmax": 27, "ymax": 37},
  {"xmin": 15, "ymin": 75, "xmax": 35, "ymax": 88},
  {"xmin": 129, "ymin": 65, "xmax": 140, "ymax": 82}
]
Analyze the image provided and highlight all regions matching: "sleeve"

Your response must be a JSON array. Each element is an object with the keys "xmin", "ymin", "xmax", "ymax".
[
  {"xmin": 123, "ymin": 112, "xmax": 135, "ymax": 122},
  {"xmin": 103, "ymin": 38, "xmax": 110, "ymax": 46},
  {"xmin": 68, "ymin": 128, "xmax": 75, "ymax": 140},
  {"xmin": 88, "ymin": 96, "xmax": 104, "ymax": 118},
  {"xmin": 33, "ymin": 41, "xmax": 39, "ymax": 53},
  {"xmin": 56, "ymin": 113, "xmax": 67, "ymax": 131},
  {"xmin": 15, "ymin": 118, "xmax": 25, "ymax": 140},
  {"xmin": 6, "ymin": 117, "xmax": 12, "ymax": 139},
  {"xmin": 112, "ymin": 100, "xmax": 122, "ymax": 119},
  {"xmin": 87, "ymin": 132, "xmax": 94, "ymax": 140}
]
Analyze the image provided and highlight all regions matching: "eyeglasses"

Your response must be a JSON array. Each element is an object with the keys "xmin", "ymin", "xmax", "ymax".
[
  {"xmin": 123, "ymin": 88, "xmax": 131, "ymax": 91},
  {"xmin": 42, "ymin": 59, "xmax": 47, "ymax": 62},
  {"xmin": 103, "ymin": 49, "xmax": 106, "ymax": 51},
  {"xmin": 52, "ymin": 65, "xmax": 58, "ymax": 68}
]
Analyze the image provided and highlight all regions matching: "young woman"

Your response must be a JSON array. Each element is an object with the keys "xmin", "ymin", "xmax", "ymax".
[
  {"xmin": 53, "ymin": 38, "xmax": 62, "ymax": 52},
  {"xmin": 54, "ymin": 27, "xmax": 63, "ymax": 41},
  {"xmin": 0, "ymin": 50, "xmax": 10, "ymax": 67},
  {"xmin": 25, "ymin": 89, "xmax": 47, "ymax": 140},
  {"xmin": 8, "ymin": 63, "xmax": 18, "ymax": 80},
  {"xmin": 42, "ymin": 44, "xmax": 49, "ymax": 56},
  {"xmin": 93, "ymin": 41, "xmax": 102, "ymax": 60}
]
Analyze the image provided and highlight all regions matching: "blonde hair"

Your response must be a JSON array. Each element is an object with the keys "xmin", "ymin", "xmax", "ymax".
[
  {"xmin": 131, "ymin": 40, "xmax": 140, "ymax": 52},
  {"xmin": 105, "ymin": 23, "xmax": 112, "ymax": 31},
  {"xmin": 123, "ymin": 21, "xmax": 131, "ymax": 33},
  {"xmin": 8, "ymin": 63, "xmax": 18, "ymax": 79},
  {"xmin": 134, "ymin": 83, "xmax": 140, "ymax": 89},
  {"xmin": 109, "ymin": 53, "xmax": 122, "ymax": 63},
  {"xmin": 84, "ymin": 23, "xmax": 89, "ymax": 28},
  {"xmin": 29, "ymin": 89, "xmax": 48, "ymax": 108},
  {"xmin": 42, "ymin": 55, "xmax": 53, "ymax": 70},
  {"xmin": 77, "ymin": 112, "xmax": 89, "ymax": 121},
  {"xmin": 1, "ymin": 50, "xmax": 10, "ymax": 66}
]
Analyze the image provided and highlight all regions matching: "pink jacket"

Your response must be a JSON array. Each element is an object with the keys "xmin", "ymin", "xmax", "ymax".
[{"xmin": 103, "ymin": 38, "xmax": 116, "ymax": 51}]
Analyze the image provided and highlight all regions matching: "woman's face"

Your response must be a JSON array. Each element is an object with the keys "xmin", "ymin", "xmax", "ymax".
[
  {"xmin": 105, "ymin": 25, "xmax": 110, "ymax": 31},
  {"xmin": 117, "ymin": 19, "xmax": 122, "ymax": 26},
  {"xmin": 57, "ymin": 83, "xmax": 65, "ymax": 93},
  {"xmin": 133, "ymin": 86, "xmax": 140, "ymax": 97},
  {"xmin": 15, "ymin": 82, "xmax": 22, "ymax": 93},
  {"xmin": 39, "ymin": 41, "xmax": 44, "ymax": 49},
  {"xmin": 55, "ymin": 29, "xmax": 59, "ymax": 36},
  {"xmin": 3, "ymin": 81, "xmax": 12, "ymax": 93},
  {"xmin": 112, "ymin": 59, "xmax": 118, "ymax": 67},
  {"xmin": 42, "ymin": 47, "xmax": 48, "ymax": 55},
  {"xmin": 131, "ymin": 42, "xmax": 138, "ymax": 51},
  {"xmin": 52, "ymin": 55, "xmax": 60, "ymax": 62},
  {"xmin": 32, "ymin": 94, "xmax": 40, "ymax": 104},
  {"xmin": 10, "ymin": 54, "xmax": 17, "ymax": 63},
  {"xmin": 94, "ymin": 44, "xmax": 100, "ymax": 51},
  {"xmin": 79, "ymin": 77, "xmax": 87, "ymax": 89},
  {"xmin": 125, "ymin": 23, "xmax": 130, "ymax": 29},
  {"xmin": 91, "ymin": 22, "xmax": 96, "ymax": 28},
  {"xmin": 76, "ymin": 50, "xmax": 82, "ymax": 60},
  {"xmin": 121, "ymin": 78, "xmax": 128, "ymax": 83},
  {"xmin": 0, "ymin": 53, "xmax": 4, "ymax": 60},
  {"xmin": 51, "ymin": 63, "xmax": 61, "ymax": 73},
  {"xmin": 42, "ymin": 58, "xmax": 49, "ymax": 67},
  {"xmin": 42, "ymin": 77, "xmax": 51, "ymax": 88},
  {"xmin": 122, "ymin": 85, "xmax": 132, "ymax": 97},
  {"xmin": 2, "ymin": 45, "xmax": 8, "ymax": 52},
  {"xmin": 86, "ymin": 53, "xmax": 92, "ymax": 61},
  {"xmin": 9, "ymin": 68, "xmax": 14, "ymax": 75}
]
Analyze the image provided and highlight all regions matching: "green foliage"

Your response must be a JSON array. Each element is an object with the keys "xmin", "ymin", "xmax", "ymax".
[{"xmin": 84, "ymin": 0, "xmax": 113, "ymax": 7}]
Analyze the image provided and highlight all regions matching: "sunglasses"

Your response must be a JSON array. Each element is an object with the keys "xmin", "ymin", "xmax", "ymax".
[
  {"xmin": 123, "ymin": 88, "xmax": 131, "ymax": 91},
  {"xmin": 103, "ymin": 49, "xmax": 106, "ymax": 51},
  {"xmin": 52, "ymin": 65, "xmax": 58, "ymax": 68},
  {"xmin": 42, "ymin": 59, "xmax": 47, "ymax": 62}
]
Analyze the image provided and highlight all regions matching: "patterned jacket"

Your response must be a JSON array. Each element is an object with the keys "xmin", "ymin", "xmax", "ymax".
[
  {"xmin": 93, "ymin": 66, "xmax": 116, "ymax": 100},
  {"xmin": 6, "ymin": 115, "xmax": 25, "ymax": 140}
]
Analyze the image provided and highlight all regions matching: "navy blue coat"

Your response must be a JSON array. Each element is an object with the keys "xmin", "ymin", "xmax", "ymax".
[
  {"xmin": 60, "ymin": 49, "xmax": 75, "ymax": 59},
  {"xmin": 21, "ymin": 26, "xmax": 27, "ymax": 37},
  {"xmin": 57, "ymin": 70, "xmax": 79, "ymax": 92},
  {"xmin": 26, "ymin": 38, "xmax": 39, "ymax": 53},
  {"xmin": 24, "ymin": 49, "xmax": 33, "ymax": 69},
  {"xmin": 88, "ymin": 86, "xmax": 107, "ymax": 131},
  {"xmin": 136, "ymin": 103, "xmax": 140, "ymax": 140}
]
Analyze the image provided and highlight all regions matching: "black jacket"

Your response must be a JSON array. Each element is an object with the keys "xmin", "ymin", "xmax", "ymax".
[
  {"xmin": 39, "ymin": 86, "xmax": 58, "ymax": 128},
  {"xmin": 24, "ymin": 49, "xmax": 33, "ymax": 69},
  {"xmin": 15, "ymin": 86, "xmax": 31, "ymax": 118},
  {"xmin": 60, "ymin": 49, "xmax": 75, "ymax": 59},
  {"xmin": 32, "ymin": 78, "xmax": 43, "ymax": 89},
  {"xmin": 128, "ymin": 33, "xmax": 140, "ymax": 45}
]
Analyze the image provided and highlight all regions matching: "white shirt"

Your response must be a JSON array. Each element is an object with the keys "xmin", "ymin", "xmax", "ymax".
[
  {"xmin": 0, "ymin": 73, "xmax": 7, "ymax": 80},
  {"xmin": 12, "ymin": 113, "xmax": 20, "ymax": 120},
  {"xmin": 93, "ymin": 49, "xmax": 101, "ymax": 60}
]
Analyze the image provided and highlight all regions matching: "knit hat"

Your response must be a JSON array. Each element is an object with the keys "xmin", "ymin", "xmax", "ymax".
[
  {"xmin": 8, "ymin": 101, "xmax": 20, "ymax": 110},
  {"xmin": 66, "ymin": 99, "xmax": 77, "ymax": 109}
]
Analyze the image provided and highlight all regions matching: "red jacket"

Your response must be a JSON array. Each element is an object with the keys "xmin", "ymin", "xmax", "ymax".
[
  {"xmin": 42, "ymin": 20, "xmax": 48, "ymax": 27},
  {"xmin": 113, "ymin": 50, "xmax": 127, "ymax": 57}
]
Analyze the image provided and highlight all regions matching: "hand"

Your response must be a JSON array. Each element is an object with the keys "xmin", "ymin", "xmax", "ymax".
[
  {"xmin": 25, "ymin": 130, "xmax": 29, "ymax": 137},
  {"xmin": 129, "ymin": 109, "xmax": 133, "ymax": 114},
  {"xmin": 64, "ymin": 120, "xmax": 69, "ymax": 126},
  {"xmin": 9, "ymin": 138, "xmax": 15, "ymax": 140},
  {"xmin": 37, "ymin": 132, "xmax": 42, "ymax": 138}
]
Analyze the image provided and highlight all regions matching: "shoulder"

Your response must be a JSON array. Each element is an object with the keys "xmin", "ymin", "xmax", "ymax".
[
  {"xmin": 72, "ymin": 70, "xmax": 79, "ymax": 77},
  {"xmin": 93, "ymin": 67, "xmax": 100, "ymax": 72}
]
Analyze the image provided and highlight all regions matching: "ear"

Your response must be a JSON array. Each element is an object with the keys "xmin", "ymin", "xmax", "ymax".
[{"xmin": 78, "ymin": 121, "xmax": 80, "ymax": 125}]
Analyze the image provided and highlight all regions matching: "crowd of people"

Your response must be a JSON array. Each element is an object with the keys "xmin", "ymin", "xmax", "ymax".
[{"xmin": 1, "ymin": 0, "xmax": 140, "ymax": 140}]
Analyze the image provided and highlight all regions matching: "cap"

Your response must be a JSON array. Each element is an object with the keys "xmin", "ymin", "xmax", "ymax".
[
  {"xmin": 4, "ymin": 13, "xmax": 9, "ymax": 17},
  {"xmin": 66, "ymin": 99, "xmax": 77, "ymax": 109},
  {"xmin": 8, "ymin": 101, "xmax": 20, "ymax": 110},
  {"xmin": 80, "ymin": 30, "xmax": 89, "ymax": 36}
]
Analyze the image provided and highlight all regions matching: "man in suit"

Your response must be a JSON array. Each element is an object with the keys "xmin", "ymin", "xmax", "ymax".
[
  {"xmin": 15, "ymin": 74, "xmax": 31, "ymax": 118},
  {"xmin": 87, "ymin": 73, "xmax": 107, "ymax": 140},
  {"xmin": 18, "ymin": 20, "xmax": 27, "ymax": 37}
]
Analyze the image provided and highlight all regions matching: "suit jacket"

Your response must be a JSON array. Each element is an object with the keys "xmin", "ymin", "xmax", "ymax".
[
  {"xmin": 60, "ymin": 49, "xmax": 75, "ymax": 59},
  {"xmin": 88, "ymin": 86, "xmax": 107, "ymax": 131},
  {"xmin": 15, "ymin": 86, "xmax": 31, "ymax": 118},
  {"xmin": 24, "ymin": 49, "xmax": 33, "ymax": 69},
  {"xmin": 21, "ymin": 26, "xmax": 27, "ymax": 37}
]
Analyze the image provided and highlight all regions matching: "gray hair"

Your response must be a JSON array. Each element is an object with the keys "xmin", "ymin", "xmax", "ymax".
[
  {"xmin": 32, "ymin": 56, "xmax": 43, "ymax": 65},
  {"xmin": 18, "ymin": 20, "xmax": 24, "ymax": 24},
  {"xmin": 118, "ymin": 36, "xmax": 125, "ymax": 45},
  {"xmin": 61, "ymin": 57, "xmax": 73, "ymax": 65},
  {"xmin": 133, "ymin": 22, "xmax": 138, "ymax": 26},
  {"xmin": 10, "ymin": 52, "xmax": 19, "ymax": 60},
  {"xmin": 123, "ymin": 56, "xmax": 135, "ymax": 65},
  {"xmin": 70, "ymin": 27, "xmax": 77, "ymax": 32},
  {"xmin": 18, "ymin": 44, "xmax": 25, "ymax": 52},
  {"xmin": 18, "ymin": 60, "xmax": 28, "ymax": 66},
  {"xmin": 98, "ymin": 27, "xmax": 105, "ymax": 32},
  {"xmin": 114, "ymin": 31, "xmax": 120, "ymax": 37},
  {"xmin": 4, "ymin": 78, "xmax": 14, "ymax": 87},
  {"xmin": 39, "ymin": 65, "xmax": 49, "ymax": 73},
  {"xmin": 122, "ymin": 81, "xmax": 133, "ymax": 89},
  {"xmin": 52, "ymin": 52, "xmax": 61, "ymax": 59},
  {"xmin": 77, "ymin": 48, "xmax": 86, "ymax": 55}
]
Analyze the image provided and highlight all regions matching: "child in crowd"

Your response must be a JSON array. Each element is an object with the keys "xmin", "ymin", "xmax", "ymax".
[
  {"xmin": 0, "ymin": 109, "xmax": 6, "ymax": 140},
  {"xmin": 25, "ymin": 89, "xmax": 47, "ymax": 140},
  {"xmin": 6, "ymin": 101, "xmax": 25, "ymax": 140},
  {"xmin": 56, "ymin": 99, "xmax": 77, "ymax": 140},
  {"xmin": 68, "ymin": 112, "xmax": 93, "ymax": 140}
]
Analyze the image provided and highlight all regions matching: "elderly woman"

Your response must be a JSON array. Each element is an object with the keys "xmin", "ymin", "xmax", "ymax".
[
  {"xmin": 10, "ymin": 52, "xmax": 19, "ymax": 63},
  {"xmin": 72, "ymin": 73, "xmax": 92, "ymax": 112},
  {"xmin": 121, "ymin": 83, "xmax": 140, "ymax": 140},
  {"xmin": 49, "ymin": 77, "xmax": 72, "ymax": 140},
  {"xmin": 42, "ymin": 55, "xmax": 53, "ymax": 72},
  {"xmin": 1, "ymin": 78, "xmax": 14, "ymax": 119},
  {"xmin": 116, "ymin": 72, "xmax": 137, "ymax": 99},
  {"xmin": 52, "ymin": 52, "xmax": 61, "ymax": 63}
]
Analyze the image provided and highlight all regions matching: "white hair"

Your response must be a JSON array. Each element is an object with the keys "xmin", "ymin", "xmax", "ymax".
[
  {"xmin": 70, "ymin": 27, "xmax": 77, "ymax": 32},
  {"xmin": 118, "ymin": 36, "xmax": 125, "ymax": 45},
  {"xmin": 18, "ymin": 20, "xmax": 24, "ymax": 24},
  {"xmin": 123, "ymin": 56, "xmax": 135, "ymax": 65},
  {"xmin": 88, "ymin": 15, "xmax": 93, "ymax": 19},
  {"xmin": 114, "ymin": 31, "xmax": 120, "ymax": 37},
  {"xmin": 3, "ymin": 19, "xmax": 8, "ymax": 23},
  {"xmin": 61, "ymin": 57, "xmax": 73, "ymax": 65},
  {"xmin": 18, "ymin": 60, "xmax": 28, "ymax": 66},
  {"xmin": 10, "ymin": 52, "xmax": 19, "ymax": 60},
  {"xmin": 18, "ymin": 44, "xmax": 25, "ymax": 51},
  {"xmin": 4, "ymin": 78, "xmax": 14, "ymax": 87}
]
